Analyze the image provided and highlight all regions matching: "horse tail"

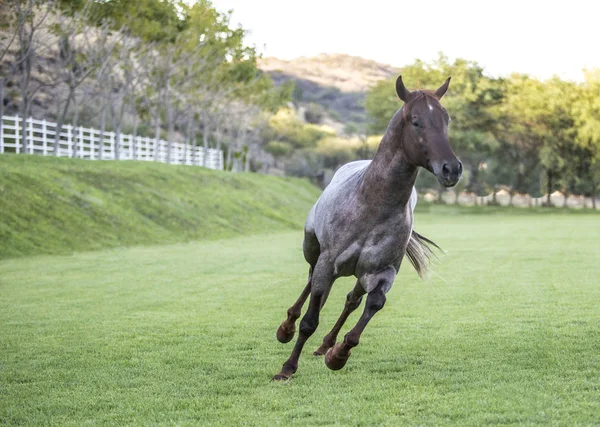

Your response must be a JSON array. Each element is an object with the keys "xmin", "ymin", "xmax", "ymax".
[{"xmin": 406, "ymin": 230, "xmax": 442, "ymax": 279}]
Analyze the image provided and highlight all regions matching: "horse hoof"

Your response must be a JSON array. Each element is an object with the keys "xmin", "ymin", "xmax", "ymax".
[
  {"xmin": 325, "ymin": 344, "xmax": 350, "ymax": 371},
  {"xmin": 276, "ymin": 323, "xmax": 295, "ymax": 343},
  {"xmin": 271, "ymin": 373, "xmax": 291, "ymax": 381}
]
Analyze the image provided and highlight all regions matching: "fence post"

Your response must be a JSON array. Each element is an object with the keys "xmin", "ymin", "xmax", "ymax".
[
  {"xmin": 42, "ymin": 119, "xmax": 48, "ymax": 155},
  {"xmin": 79, "ymin": 127, "xmax": 84, "ymax": 158},
  {"xmin": 15, "ymin": 115, "xmax": 20, "ymax": 154},
  {"xmin": 27, "ymin": 117, "xmax": 34, "ymax": 154},
  {"xmin": 65, "ymin": 125, "xmax": 72, "ymax": 158},
  {"xmin": 109, "ymin": 132, "xmax": 115, "ymax": 159},
  {"xmin": 90, "ymin": 129, "xmax": 96, "ymax": 160}
]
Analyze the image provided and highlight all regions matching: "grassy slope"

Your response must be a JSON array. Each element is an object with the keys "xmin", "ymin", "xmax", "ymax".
[
  {"xmin": 0, "ymin": 155, "xmax": 321, "ymax": 259},
  {"xmin": 1, "ymin": 213, "xmax": 600, "ymax": 425}
]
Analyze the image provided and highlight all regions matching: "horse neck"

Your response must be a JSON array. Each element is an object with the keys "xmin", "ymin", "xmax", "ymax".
[{"xmin": 360, "ymin": 129, "xmax": 418, "ymax": 208}]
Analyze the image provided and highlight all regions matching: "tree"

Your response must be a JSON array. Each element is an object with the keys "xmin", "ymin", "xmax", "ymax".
[
  {"xmin": 7, "ymin": 0, "xmax": 56, "ymax": 151},
  {"xmin": 58, "ymin": 0, "xmax": 186, "ymax": 43},
  {"xmin": 572, "ymin": 69, "xmax": 600, "ymax": 208},
  {"xmin": 52, "ymin": 5, "xmax": 121, "ymax": 154}
]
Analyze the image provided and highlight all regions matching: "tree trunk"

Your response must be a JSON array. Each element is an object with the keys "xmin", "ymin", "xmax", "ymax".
[
  {"xmin": 154, "ymin": 115, "xmax": 161, "ymax": 161},
  {"xmin": 167, "ymin": 115, "xmax": 174, "ymax": 164},
  {"xmin": 189, "ymin": 125, "xmax": 196, "ymax": 165},
  {"xmin": 132, "ymin": 115, "xmax": 138, "ymax": 160},
  {"xmin": 18, "ymin": 33, "xmax": 32, "ymax": 154},
  {"xmin": 183, "ymin": 110, "xmax": 192, "ymax": 165},
  {"xmin": 244, "ymin": 149, "xmax": 250, "ymax": 172},
  {"xmin": 215, "ymin": 126, "xmax": 223, "ymax": 153},
  {"xmin": 467, "ymin": 165, "xmax": 480, "ymax": 194},
  {"xmin": 203, "ymin": 123, "xmax": 210, "ymax": 168},
  {"xmin": 226, "ymin": 147, "xmax": 232, "ymax": 172},
  {"xmin": 54, "ymin": 84, "xmax": 75, "ymax": 153},
  {"xmin": 546, "ymin": 169, "xmax": 553, "ymax": 206},
  {"xmin": 99, "ymin": 101, "xmax": 107, "ymax": 160},
  {"xmin": 562, "ymin": 191, "xmax": 569, "ymax": 208},
  {"xmin": 72, "ymin": 93, "xmax": 79, "ymax": 158},
  {"xmin": 509, "ymin": 191, "xmax": 514, "ymax": 207},
  {"xmin": 0, "ymin": 78, "xmax": 4, "ymax": 120},
  {"xmin": 454, "ymin": 190, "xmax": 459, "ymax": 205},
  {"xmin": 114, "ymin": 124, "xmax": 122, "ymax": 161}
]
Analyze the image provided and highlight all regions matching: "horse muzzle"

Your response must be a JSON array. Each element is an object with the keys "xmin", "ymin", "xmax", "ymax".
[{"xmin": 433, "ymin": 159, "xmax": 463, "ymax": 188}]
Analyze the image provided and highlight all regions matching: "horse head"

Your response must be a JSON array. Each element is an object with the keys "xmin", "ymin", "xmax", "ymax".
[{"xmin": 395, "ymin": 76, "xmax": 462, "ymax": 187}]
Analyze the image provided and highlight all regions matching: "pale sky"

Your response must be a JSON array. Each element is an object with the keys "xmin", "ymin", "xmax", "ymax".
[{"xmin": 210, "ymin": 0, "xmax": 599, "ymax": 82}]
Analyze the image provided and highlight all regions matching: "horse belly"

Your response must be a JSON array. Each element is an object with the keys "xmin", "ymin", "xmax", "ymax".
[{"xmin": 355, "ymin": 221, "xmax": 412, "ymax": 278}]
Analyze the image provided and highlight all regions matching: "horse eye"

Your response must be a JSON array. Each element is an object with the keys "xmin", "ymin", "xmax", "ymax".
[{"xmin": 412, "ymin": 120, "xmax": 420, "ymax": 128}]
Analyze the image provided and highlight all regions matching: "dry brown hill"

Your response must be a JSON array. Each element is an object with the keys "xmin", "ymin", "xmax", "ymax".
[
  {"xmin": 259, "ymin": 53, "xmax": 398, "ymax": 93},
  {"xmin": 259, "ymin": 54, "xmax": 398, "ymax": 124}
]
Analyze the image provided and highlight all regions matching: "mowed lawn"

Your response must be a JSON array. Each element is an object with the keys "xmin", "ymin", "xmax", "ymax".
[{"xmin": 1, "ymin": 212, "xmax": 600, "ymax": 425}]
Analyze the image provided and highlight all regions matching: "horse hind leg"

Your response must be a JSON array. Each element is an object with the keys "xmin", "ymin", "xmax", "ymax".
[
  {"xmin": 276, "ymin": 269, "xmax": 312, "ymax": 343},
  {"xmin": 272, "ymin": 257, "xmax": 334, "ymax": 380},
  {"xmin": 313, "ymin": 280, "xmax": 365, "ymax": 356},
  {"xmin": 325, "ymin": 267, "xmax": 395, "ymax": 371}
]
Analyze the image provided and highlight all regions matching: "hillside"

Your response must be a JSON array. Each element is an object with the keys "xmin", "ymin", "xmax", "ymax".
[
  {"xmin": 0, "ymin": 155, "xmax": 321, "ymax": 259},
  {"xmin": 259, "ymin": 54, "xmax": 398, "ymax": 123}
]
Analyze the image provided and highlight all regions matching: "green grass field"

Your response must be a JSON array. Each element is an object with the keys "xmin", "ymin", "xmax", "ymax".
[{"xmin": 2, "ymin": 210, "xmax": 600, "ymax": 425}]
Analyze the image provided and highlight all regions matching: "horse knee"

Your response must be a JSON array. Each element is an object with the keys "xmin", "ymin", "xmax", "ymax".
[
  {"xmin": 346, "ymin": 292, "xmax": 363, "ymax": 311},
  {"xmin": 366, "ymin": 292, "xmax": 386, "ymax": 313},
  {"xmin": 299, "ymin": 317, "xmax": 318, "ymax": 336}
]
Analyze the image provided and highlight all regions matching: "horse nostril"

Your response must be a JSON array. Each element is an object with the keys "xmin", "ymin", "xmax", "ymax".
[
  {"xmin": 458, "ymin": 161, "xmax": 463, "ymax": 175},
  {"xmin": 442, "ymin": 163, "xmax": 451, "ymax": 178}
]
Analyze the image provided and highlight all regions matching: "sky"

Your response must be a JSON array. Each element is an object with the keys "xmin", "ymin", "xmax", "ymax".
[{"xmin": 210, "ymin": 0, "xmax": 599, "ymax": 82}]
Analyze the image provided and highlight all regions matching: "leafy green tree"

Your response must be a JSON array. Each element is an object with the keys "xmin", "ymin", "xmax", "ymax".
[
  {"xmin": 572, "ymin": 69, "xmax": 600, "ymax": 208},
  {"xmin": 60, "ymin": 0, "xmax": 187, "ymax": 42},
  {"xmin": 499, "ymin": 75, "xmax": 580, "ymax": 205}
]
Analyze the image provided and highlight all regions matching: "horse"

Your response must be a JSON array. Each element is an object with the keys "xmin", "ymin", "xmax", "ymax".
[{"xmin": 272, "ymin": 76, "xmax": 463, "ymax": 381}]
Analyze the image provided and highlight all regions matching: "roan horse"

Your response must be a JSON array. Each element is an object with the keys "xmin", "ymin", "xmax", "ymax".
[{"xmin": 272, "ymin": 76, "xmax": 462, "ymax": 380}]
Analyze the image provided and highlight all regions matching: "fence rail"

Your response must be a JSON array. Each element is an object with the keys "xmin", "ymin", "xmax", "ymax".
[{"xmin": 0, "ymin": 115, "xmax": 223, "ymax": 170}]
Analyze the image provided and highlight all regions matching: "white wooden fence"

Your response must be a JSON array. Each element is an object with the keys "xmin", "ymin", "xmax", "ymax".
[{"xmin": 0, "ymin": 115, "xmax": 224, "ymax": 170}]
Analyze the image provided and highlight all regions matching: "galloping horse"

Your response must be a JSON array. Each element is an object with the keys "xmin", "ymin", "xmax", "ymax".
[{"xmin": 273, "ymin": 76, "xmax": 462, "ymax": 380}]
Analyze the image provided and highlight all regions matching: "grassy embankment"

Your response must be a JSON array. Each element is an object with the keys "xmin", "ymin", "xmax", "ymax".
[{"xmin": 0, "ymin": 155, "xmax": 320, "ymax": 259}]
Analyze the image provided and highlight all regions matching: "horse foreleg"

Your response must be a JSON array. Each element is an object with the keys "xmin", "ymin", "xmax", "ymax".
[
  {"xmin": 324, "ymin": 267, "xmax": 395, "ymax": 371},
  {"xmin": 313, "ymin": 280, "xmax": 365, "ymax": 356},
  {"xmin": 273, "ymin": 260, "xmax": 334, "ymax": 380},
  {"xmin": 276, "ymin": 268, "xmax": 312, "ymax": 343}
]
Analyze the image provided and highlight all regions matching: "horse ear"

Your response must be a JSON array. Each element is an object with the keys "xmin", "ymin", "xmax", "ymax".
[
  {"xmin": 434, "ymin": 77, "xmax": 451, "ymax": 99},
  {"xmin": 395, "ymin": 75, "xmax": 411, "ymax": 102}
]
